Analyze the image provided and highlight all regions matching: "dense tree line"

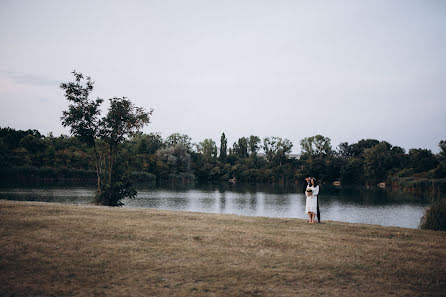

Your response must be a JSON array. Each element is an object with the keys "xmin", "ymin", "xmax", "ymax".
[{"xmin": 1, "ymin": 127, "xmax": 445, "ymax": 187}]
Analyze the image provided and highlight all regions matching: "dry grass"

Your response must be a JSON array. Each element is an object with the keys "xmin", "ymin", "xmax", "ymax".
[{"xmin": 0, "ymin": 200, "xmax": 445, "ymax": 297}]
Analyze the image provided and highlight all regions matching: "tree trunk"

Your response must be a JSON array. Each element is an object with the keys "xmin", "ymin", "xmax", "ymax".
[
  {"xmin": 108, "ymin": 146, "xmax": 113, "ymax": 185},
  {"xmin": 93, "ymin": 143, "xmax": 102, "ymax": 193}
]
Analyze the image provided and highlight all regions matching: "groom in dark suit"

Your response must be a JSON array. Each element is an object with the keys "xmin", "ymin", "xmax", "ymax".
[{"xmin": 315, "ymin": 180, "xmax": 321, "ymax": 223}]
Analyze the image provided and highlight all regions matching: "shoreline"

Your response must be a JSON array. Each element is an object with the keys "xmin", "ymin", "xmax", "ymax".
[
  {"xmin": 1, "ymin": 197, "xmax": 426, "ymax": 230},
  {"xmin": 0, "ymin": 199, "xmax": 417, "ymax": 229}
]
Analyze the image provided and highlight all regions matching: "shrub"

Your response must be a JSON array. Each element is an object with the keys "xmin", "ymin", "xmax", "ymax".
[
  {"xmin": 95, "ymin": 181, "xmax": 137, "ymax": 206},
  {"xmin": 420, "ymin": 198, "xmax": 446, "ymax": 231}
]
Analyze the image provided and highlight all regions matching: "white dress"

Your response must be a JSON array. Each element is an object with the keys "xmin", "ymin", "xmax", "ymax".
[{"xmin": 305, "ymin": 185, "xmax": 319, "ymax": 214}]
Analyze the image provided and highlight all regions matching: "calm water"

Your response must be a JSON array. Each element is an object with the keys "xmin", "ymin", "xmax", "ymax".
[{"xmin": 0, "ymin": 183, "xmax": 428, "ymax": 229}]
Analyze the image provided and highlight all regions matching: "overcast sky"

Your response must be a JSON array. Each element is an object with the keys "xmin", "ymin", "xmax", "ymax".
[{"xmin": 0, "ymin": 0, "xmax": 445, "ymax": 153}]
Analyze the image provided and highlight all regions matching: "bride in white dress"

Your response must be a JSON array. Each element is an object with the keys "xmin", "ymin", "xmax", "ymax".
[{"xmin": 305, "ymin": 178, "xmax": 319, "ymax": 224}]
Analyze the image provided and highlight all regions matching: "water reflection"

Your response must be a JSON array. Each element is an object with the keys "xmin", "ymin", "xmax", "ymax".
[
  {"xmin": 0, "ymin": 187, "xmax": 95, "ymax": 204},
  {"xmin": 219, "ymin": 191, "xmax": 226, "ymax": 212},
  {"xmin": 0, "ymin": 183, "xmax": 428, "ymax": 229}
]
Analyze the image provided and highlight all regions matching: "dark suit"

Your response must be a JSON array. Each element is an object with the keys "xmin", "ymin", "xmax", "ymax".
[{"xmin": 302, "ymin": 181, "xmax": 309, "ymax": 194}]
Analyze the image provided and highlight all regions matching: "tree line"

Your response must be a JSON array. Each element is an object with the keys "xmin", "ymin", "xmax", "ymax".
[{"xmin": 1, "ymin": 126, "xmax": 445, "ymax": 186}]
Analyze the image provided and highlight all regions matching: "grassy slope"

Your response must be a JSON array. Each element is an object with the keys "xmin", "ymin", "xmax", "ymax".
[{"xmin": 0, "ymin": 200, "xmax": 445, "ymax": 297}]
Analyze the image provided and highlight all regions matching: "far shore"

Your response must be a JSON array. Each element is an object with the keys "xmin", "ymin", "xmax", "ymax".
[{"xmin": 1, "ymin": 200, "xmax": 445, "ymax": 296}]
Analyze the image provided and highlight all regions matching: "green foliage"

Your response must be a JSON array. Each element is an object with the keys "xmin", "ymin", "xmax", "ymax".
[
  {"xmin": 341, "ymin": 157, "xmax": 365, "ymax": 185},
  {"xmin": 95, "ymin": 180, "xmax": 137, "ymax": 206},
  {"xmin": 0, "ymin": 166, "xmax": 96, "ymax": 184},
  {"xmin": 232, "ymin": 137, "xmax": 249, "ymax": 159},
  {"xmin": 408, "ymin": 148, "xmax": 438, "ymax": 173},
  {"xmin": 1, "ymin": 123, "xmax": 445, "ymax": 196},
  {"xmin": 165, "ymin": 133, "xmax": 193, "ymax": 151},
  {"xmin": 132, "ymin": 132, "xmax": 164, "ymax": 155},
  {"xmin": 420, "ymin": 198, "xmax": 446, "ymax": 231},
  {"xmin": 156, "ymin": 144, "xmax": 191, "ymax": 176},
  {"xmin": 197, "ymin": 138, "xmax": 218, "ymax": 163},
  {"xmin": 430, "ymin": 162, "xmax": 446, "ymax": 179},
  {"xmin": 19, "ymin": 135, "xmax": 47, "ymax": 154},
  {"xmin": 60, "ymin": 71, "xmax": 103, "ymax": 147},
  {"xmin": 300, "ymin": 135, "xmax": 332, "ymax": 158},
  {"xmin": 263, "ymin": 137, "xmax": 293, "ymax": 165},
  {"xmin": 100, "ymin": 97, "xmax": 152, "ymax": 185},
  {"xmin": 101, "ymin": 98, "xmax": 151, "ymax": 147},
  {"xmin": 219, "ymin": 133, "xmax": 227, "ymax": 161},
  {"xmin": 248, "ymin": 135, "xmax": 261, "ymax": 156},
  {"xmin": 60, "ymin": 71, "xmax": 152, "ymax": 206},
  {"xmin": 363, "ymin": 142, "xmax": 393, "ymax": 184},
  {"xmin": 0, "ymin": 127, "xmax": 42, "ymax": 148},
  {"xmin": 350, "ymin": 139, "xmax": 380, "ymax": 157}
]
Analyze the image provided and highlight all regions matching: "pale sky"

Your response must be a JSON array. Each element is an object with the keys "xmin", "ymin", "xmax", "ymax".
[{"xmin": 1, "ymin": 0, "xmax": 445, "ymax": 153}]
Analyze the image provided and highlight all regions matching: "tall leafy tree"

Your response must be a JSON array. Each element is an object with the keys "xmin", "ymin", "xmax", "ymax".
[
  {"xmin": 61, "ymin": 71, "xmax": 152, "ymax": 205},
  {"xmin": 432, "ymin": 140, "xmax": 446, "ymax": 178},
  {"xmin": 363, "ymin": 142, "xmax": 393, "ymax": 184},
  {"xmin": 408, "ymin": 148, "xmax": 438, "ymax": 173},
  {"xmin": 231, "ymin": 142, "xmax": 239, "ymax": 157},
  {"xmin": 198, "ymin": 138, "xmax": 218, "ymax": 163},
  {"xmin": 300, "ymin": 135, "xmax": 332, "ymax": 158},
  {"xmin": 341, "ymin": 157, "xmax": 365, "ymax": 184},
  {"xmin": 219, "ymin": 132, "xmax": 227, "ymax": 161},
  {"xmin": 337, "ymin": 142, "xmax": 352, "ymax": 158},
  {"xmin": 248, "ymin": 135, "xmax": 261, "ymax": 156},
  {"xmin": 263, "ymin": 136, "xmax": 293, "ymax": 165},
  {"xmin": 438, "ymin": 140, "xmax": 446, "ymax": 160},
  {"xmin": 166, "ymin": 133, "xmax": 193, "ymax": 151},
  {"xmin": 156, "ymin": 144, "xmax": 191, "ymax": 174},
  {"xmin": 237, "ymin": 137, "xmax": 249, "ymax": 158},
  {"xmin": 134, "ymin": 132, "xmax": 164, "ymax": 155},
  {"xmin": 100, "ymin": 97, "xmax": 152, "ymax": 185},
  {"xmin": 349, "ymin": 139, "xmax": 380, "ymax": 157},
  {"xmin": 60, "ymin": 71, "xmax": 103, "ymax": 192},
  {"xmin": 390, "ymin": 146, "xmax": 407, "ymax": 170}
]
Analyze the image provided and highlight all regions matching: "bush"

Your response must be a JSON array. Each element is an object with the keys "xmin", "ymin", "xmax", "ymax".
[
  {"xmin": 420, "ymin": 198, "xmax": 446, "ymax": 231},
  {"xmin": 95, "ymin": 181, "xmax": 137, "ymax": 206}
]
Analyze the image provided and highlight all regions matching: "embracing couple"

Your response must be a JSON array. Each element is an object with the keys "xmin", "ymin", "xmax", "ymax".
[{"xmin": 303, "ymin": 177, "xmax": 320, "ymax": 224}]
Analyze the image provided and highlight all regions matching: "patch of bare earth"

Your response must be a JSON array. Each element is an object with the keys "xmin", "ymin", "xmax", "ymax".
[{"xmin": 0, "ymin": 200, "xmax": 445, "ymax": 296}]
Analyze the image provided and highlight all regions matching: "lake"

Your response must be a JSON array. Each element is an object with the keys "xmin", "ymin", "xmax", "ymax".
[{"xmin": 0, "ymin": 183, "xmax": 428, "ymax": 229}]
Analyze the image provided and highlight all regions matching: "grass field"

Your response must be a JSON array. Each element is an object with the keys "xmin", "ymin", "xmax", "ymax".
[{"xmin": 0, "ymin": 200, "xmax": 445, "ymax": 296}]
